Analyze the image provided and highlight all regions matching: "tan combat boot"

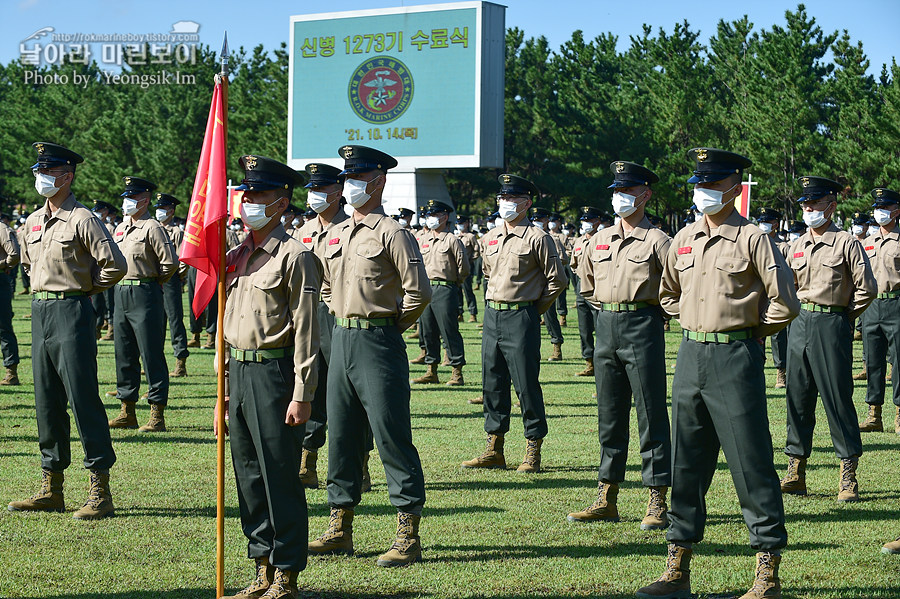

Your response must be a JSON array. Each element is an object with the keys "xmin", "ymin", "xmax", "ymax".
[
  {"xmin": 406, "ymin": 326, "xmax": 419, "ymax": 340},
  {"xmin": 202, "ymin": 332, "xmax": 215, "ymax": 349},
  {"xmin": 138, "ymin": 404, "xmax": 166, "ymax": 432},
  {"xmin": 663, "ymin": 320, "xmax": 671, "ymax": 332},
  {"xmin": 376, "ymin": 512, "xmax": 422, "ymax": 567},
  {"xmin": 409, "ymin": 348, "xmax": 427, "ymax": 365},
  {"xmin": 775, "ymin": 368, "xmax": 786, "ymax": 389},
  {"xmin": 446, "ymin": 366, "xmax": 464, "ymax": 386},
  {"xmin": 222, "ymin": 556, "xmax": 274, "ymax": 599},
  {"xmin": 517, "ymin": 438, "xmax": 542, "ymax": 473},
  {"xmin": 468, "ymin": 396, "xmax": 483, "ymax": 405},
  {"xmin": 461, "ymin": 433, "xmax": 506, "ymax": 469},
  {"xmin": 441, "ymin": 352, "xmax": 452, "ymax": 366},
  {"xmin": 739, "ymin": 551, "xmax": 782, "ymax": 599},
  {"xmin": 187, "ymin": 331, "xmax": 201, "ymax": 347},
  {"xmin": 635, "ymin": 543, "xmax": 692, "ymax": 598},
  {"xmin": 361, "ymin": 451, "xmax": 372, "ymax": 493},
  {"xmin": 299, "ymin": 449, "xmax": 318, "ymax": 489},
  {"xmin": 259, "ymin": 568, "xmax": 298, "ymax": 599},
  {"xmin": 567, "ymin": 481, "xmax": 619, "ymax": 522},
  {"xmin": 108, "ymin": 401, "xmax": 138, "ymax": 429},
  {"xmin": 895, "ymin": 406, "xmax": 900, "ymax": 434},
  {"xmin": 837, "ymin": 457, "xmax": 860, "ymax": 502},
  {"xmin": 560, "ymin": 315, "xmax": 567, "ymax": 327},
  {"xmin": 882, "ymin": 536, "xmax": 900, "ymax": 554},
  {"xmin": 859, "ymin": 404, "xmax": 883, "ymax": 432},
  {"xmin": 72, "ymin": 469, "xmax": 114, "ymax": 520},
  {"xmin": 853, "ymin": 368, "xmax": 867, "ymax": 381},
  {"xmin": 412, "ymin": 363, "xmax": 439, "ymax": 384},
  {"xmin": 779, "ymin": 456, "xmax": 807, "ymax": 495},
  {"xmin": 641, "ymin": 486, "xmax": 669, "ymax": 530},
  {"xmin": 169, "ymin": 357, "xmax": 187, "ymax": 378},
  {"xmin": 575, "ymin": 359, "xmax": 594, "ymax": 377},
  {"xmin": 308, "ymin": 507, "xmax": 354, "ymax": 555},
  {"xmin": 548, "ymin": 343, "xmax": 563, "ymax": 361},
  {"xmin": 467, "ymin": 314, "xmax": 477, "ymax": 323},
  {"xmin": 7, "ymin": 469, "xmax": 64, "ymax": 513},
  {"xmin": 102, "ymin": 323, "xmax": 114, "ymax": 341},
  {"xmin": 0, "ymin": 364, "xmax": 19, "ymax": 386}
]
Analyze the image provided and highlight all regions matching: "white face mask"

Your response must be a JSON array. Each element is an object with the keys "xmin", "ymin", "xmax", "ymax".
[
  {"xmin": 562, "ymin": 228, "xmax": 570, "ymax": 236},
  {"xmin": 230, "ymin": 223, "xmax": 242, "ymax": 231},
  {"xmin": 612, "ymin": 190, "xmax": 644, "ymax": 218},
  {"xmin": 486, "ymin": 220, "xmax": 495, "ymax": 230},
  {"xmin": 292, "ymin": 218, "xmax": 302, "ymax": 227},
  {"xmin": 398, "ymin": 218, "xmax": 409, "ymax": 227},
  {"xmin": 34, "ymin": 172, "xmax": 61, "ymax": 198},
  {"xmin": 548, "ymin": 221, "xmax": 558, "ymax": 230},
  {"xmin": 425, "ymin": 215, "xmax": 441, "ymax": 230},
  {"xmin": 757, "ymin": 222, "xmax": 774, "ymax": 234},
  {"xmin": 874, "ymin": 208, "xmax": 894, "ymax": 226},
  {"xmin": 240, "ymin": 198, "xmax": 281, "ymax": 231},
  {"xmin": 851, "ymin": 224, "xmax": 865, "ymax": 236},
  {"xmin": 802, "ymin": 209, "xmax": 828, "ymax": 229},
  {"xmin": 92, "ymin": 210, "xmax": 103, "ymax": 219},
  {"xmin": 281, "ymin": 215, "xmax": 289, "ymax": 224},
  {"xmin": 344, "ymin": 175, "xmax": 381, "ymax": 208},
  {"xmin": 307, "ymin": 190, "xmax": 334, "ymax": 213},
  {"xmin": 789, "ymin": 231, "xmax": 802, "ymax": 242},
  {"xmin": 155, "ymin": 209, "xmax": 170, "ymax": 222},
  {"xmin": 534, "ymin": 220, "xmax": 545, "ymax": 230},
  {"xmin": 597, "ymin": 224, "xmax": 607, "ymax": 230},
  {"xmin": 122, "ymin": 197, "xmax": 140, "ymax": 216},
  {"xmin": 581, "ymin": 221, "xmax": 594, "ymax": 233},
  {"xmin": 455, "ymin": 223, "xmax": 464, "ymax": 232},
  {"xmin": 498, "ymin": 200, "xmax": 522, "ymax": 222},
  {"xmin": 693, "ymin": 183, "xmax": 738, "ymax": 215}
]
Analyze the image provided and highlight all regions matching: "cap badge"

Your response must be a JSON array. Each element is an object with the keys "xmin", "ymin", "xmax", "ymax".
[
  {"xmin": 615, "ymin": 162, "xmax": 625, "ymax": 173},
  {"xmin": 341, "ymin": 146, "xmax": 354, "ymax": 159},
  {"xmin": 800, "ymin": 177, "xmax": 810, "ymax": 187},
  {"xmin": 501, "ymin": 174, "xmax": 511, "ymax": 184},
  {"xmin": 695, "ymin": 149, "xmax": 708, "ymax": 162},
  {"xmin": 125, "ymin": 177, "xmax": 132, "ymax": 185},
  {"xmin": 244, "ymin": 156, "xmax": 257, "ymax": 170},
  {"xmin": 876, "ymin": 188, "xmax": 884, "ymax": 198},
  {"xmin": 309, "ymin": 164, "xmax": 318, "ymax": 174},
  {"xmin": 35, "ymin": 143, "xmax": 45, "ymax": 154}
]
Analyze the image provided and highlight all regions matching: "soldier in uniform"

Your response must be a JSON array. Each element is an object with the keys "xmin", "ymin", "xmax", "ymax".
[
  {"xmin": 293, "ymin": 163, "xmax": 375, "ymax": 492},
  {"xmin": 637, "ymin": 148, "xmax": 799, "ymax": 599},
  {"xmin": 568, "ymin": 162, "xmax": 672, "ymax": 530},
  {"xmin": 0, "ymin": 208, "xmax": 21, "ymax": 385},
  {"xmin": 456, "ymin": 214, "xmax": 481, "ymax": 323},
  {"xmin": 757, "ymin": 208, "xmax": 790, "ymax": 388},
  {"xmin": 90, "ymin": 201, "xmax": 117, "ymax": 339},
  {"xmin": 787, "ymin": 220, "xmax": 806, "ymax": 242},
  {"xmin": 531, "ymin": 206, "xmax": 567, "ymax": 361},
  {"xmin": 219, "ymin": 155, "xmax": 321, "ymax": 599},
  {"xmin": 857, "ymin": 189, "xmax": 900, "ymax": 434},
  {"xmin": 549, "ymin": 212, "xmax": 570, "ymax": 327},
  {"xmin": 412, "ymin": 200, "xmax": 469, "ymax": 386},
  {"xmin": 154, "ymin": 193, "xmax": 190, "ymax": 378},
  {"xmin": 850, "ymin": 212, "xmax": 870, "ymax": 344},
  {"xmin": 308, "ymin": 145, "xmax": 431, "ymax": 567},
  {"xmin": 395, "ymin": 207, "xmax": 414, "ymax": 230},
  {"xmin": 9, "ymin": 142, "xmax": 126, "ymax": 520},
  {"xmin": 779, "ymin": 176, "xmax": 875, "ymax": 502},
  {"xmin": 461, "ymin": 175, "xmax": 565, "ymax": 473},
  {"xmin": 107, "ymin": 177, "xmax": 178, "ymax": 433},
  {"xmin": 569, "ymin": 207, "xmax": 603, "ymax": 377}
]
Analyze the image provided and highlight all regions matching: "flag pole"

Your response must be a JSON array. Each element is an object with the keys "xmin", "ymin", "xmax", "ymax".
[{"xmin": 215, "ymin": 31, "xmax": 230, "ymax": 599}]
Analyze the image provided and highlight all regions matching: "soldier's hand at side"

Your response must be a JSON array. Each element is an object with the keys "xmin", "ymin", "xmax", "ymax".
[
  {"xmin": 285, "ymin": 401, "xmax": 311, "ymax": 426},
  {"xmin": 214, "ymin": 397, "xmax": 229, "ymax": 437}
]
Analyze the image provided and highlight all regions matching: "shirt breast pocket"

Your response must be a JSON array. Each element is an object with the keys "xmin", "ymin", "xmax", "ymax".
[
  {"xmin": 626, "ymin": 250, "xmax": 652, "ymax": 280},
  {"xmin": 715, "ymin": 256, "xmax": 752, "ymax": 296},
  {"xmin": 250, "ymin": 273, "xmax": 283, "ymax": 317},
  {"xmin": 674, "ymin": 254, "xmax": 695, "ymax": 292},
  {"xmin": 510, "ymin": 243, "xmax": 533, "ymax": 276},
  {"xmin": 820, "ymin": 255, "xmax": 845, "ymax": 285},
  {"xmin": 591, "ymin": 251, "xmax": 613, "ymax": 281},
  {"xmin": 355, "ymin": 242, "xmax": 385, "ymax": 279},
  {"xmin": 127, "ymin": 230, "xmax": 148, "ymax": 258},
  {"xmin": 49, "ymin": 230, "xmax": 78, "ymax": 262}
]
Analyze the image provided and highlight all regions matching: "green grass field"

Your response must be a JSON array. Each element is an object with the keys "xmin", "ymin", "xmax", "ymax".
[{"xmin": 0, "ymin": 286, "xmax": 898, "ymax": 599}]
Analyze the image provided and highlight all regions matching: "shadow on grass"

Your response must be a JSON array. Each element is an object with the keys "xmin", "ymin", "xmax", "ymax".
[
  {"xmin": 10, "ymin": 592, "xmax": 428, "ymax": 599},
  {"xmin": 308, "ymin": 503, "xmax": 504, "ymax": 518}
]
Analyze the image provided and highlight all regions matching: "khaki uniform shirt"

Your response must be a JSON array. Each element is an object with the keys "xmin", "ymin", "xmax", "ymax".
[
  {"xmin": 321, "ymin": 207, "xmax": 432, "ymax": 331},
  {"xmin": 162, "ymin": 221, "xmax": 188, "ymax": 276},
  {"xmin": 457, "ymin": 230, "xmax": 481, "ymax": 266},
  {"xmin": 23, "ymin": 194, "xmax": 127, "ymax": 294},
  {"xmin": 863, "ymin": 226, "xmax": 900, "ymax": 294},
  {"xmin": 295, "ymin": 210, "xmax": 350, "ymax": 258},
  {"xmin": 549, "ymin": 230, "xmax": 569, "ymax": 264},
  {"xmin": 569, "ymin": 233, "xmax": 592, "ymax": 271},
  {"xmin": 772, "ymin": 236, "xmax": 790, "ymax": 261},
  {"xmin": 0, "ymin": 223, "xmax": 21, "ymax": 270},
  {"xmin": 579, "ymin": 217, "xmax": 670, "ymax": 307},
  {"xmin": 226, "ymin": 229, "xmax": 241, "ymax": 251},
  {"xmin": 481, "ymin": 220, "xmax": 566, "ymax": 314},
  {"xmin": 420, "ymin": 229, "xmax": 470, "ymax": 283},
  {"xmin": 660, "ymin": 209, "xmax": 799, "ymax": 337},
  {"xmin": 788, "ymin": 222, "xmax": 876, "ymax": 320},
  {"xmin": 113, "ymin": 212, "xmax": 177, "ymax": 283},
  {"xmin": 224, "ymin": 224, "xmax": 322, "ymax": 403}
]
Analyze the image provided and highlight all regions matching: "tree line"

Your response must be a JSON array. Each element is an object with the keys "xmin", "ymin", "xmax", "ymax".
[{"xmin": 0, "ymin": 4, "xmax": 897, "ymax": 226}]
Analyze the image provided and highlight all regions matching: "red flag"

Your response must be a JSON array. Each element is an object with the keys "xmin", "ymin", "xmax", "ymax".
[{"xmin": 181, "ymin": 80, "xmax": 228, "ymax": 318}]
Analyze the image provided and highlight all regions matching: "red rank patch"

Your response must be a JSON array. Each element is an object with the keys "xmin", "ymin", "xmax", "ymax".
[
  {"xmin": 32, "ymin": 225, "xmax": 41, "ymax": 232},
  {"xmin": 865, "ymin": 245, "xmax": 875, "ymax": 251},
  {"xmin": 488, "ymin": 239, "xmax": 499, "ymax": 246},
  {"xmin": 226, "ymin": 265, "xmax": 236, "ymax": 273},
  {"xmin": 115, "ymin": 232, "xmax": 124, "ymax": 237},
  {"xmin": 793, "ymin": 252, "xmax": 804, "ymax": 258},
  {"xmin": 328, "ymin": 238, "xmax": 340, "ymax": 246},
  {"xmin": 302, "ymin": 237, "xmax": 313, "ymax": 244},
  {"xmin": 575, "ymin": 247, "xmax": 582, "ymax": 252},
  {"xmin": 677, "ymin": 246, "xmax": 691, "ymax": 255},
  {"xmin": 423, "ymin": 243, "xmax": 430, "ymax": 248},
  {"xmin": 596, "ymin": 244, "xmax": 610, "ymax": 250}
]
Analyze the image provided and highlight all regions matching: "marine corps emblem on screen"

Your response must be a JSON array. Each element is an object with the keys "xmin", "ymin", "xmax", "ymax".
[{"xmin": 348, "ymin": 56, "xmax": 414, "ymax": 124}]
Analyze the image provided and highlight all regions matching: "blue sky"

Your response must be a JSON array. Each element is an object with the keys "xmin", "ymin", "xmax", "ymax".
[{"xmin": 5, "ymin": 0, "xmax": 897, "ymax": 76}]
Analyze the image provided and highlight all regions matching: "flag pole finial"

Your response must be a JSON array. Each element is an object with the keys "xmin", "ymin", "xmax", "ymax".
[{"xmin": 220, "ymin": 32, "xmax": 229, "ymax": 78}]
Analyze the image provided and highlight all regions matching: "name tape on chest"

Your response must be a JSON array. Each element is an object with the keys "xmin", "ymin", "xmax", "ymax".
[
  {"xmin": 596, "ymin": 244, "xmax": 610, "ymax": 250},
  {"xmin": 865, "ymin": 245, "xmax": 875, "ymax": 251},
  {"xmin": 488, "ymin": 239, "xmax": 499, "ymax": 246},
  {"xmin": 328, "ymin": 237, "xmax": 340, "ymax": 246},
  {"xmin": 793, "ymin": 252, "xmax": 804, "ymax": 258},
  {"xmin": 32, "ymin": 225, "xmax": 41, "ymax": 232},
  {"xmin": 302, "ymin": 237, "xmax": 313, "ymax": 244},
  {"xmin": 422, "ymin": 243, "xmax": 430, "ymax": 249},
  {"xmin": 677, "ymin": 246, "xmax": 692, "ymax": 255}
]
